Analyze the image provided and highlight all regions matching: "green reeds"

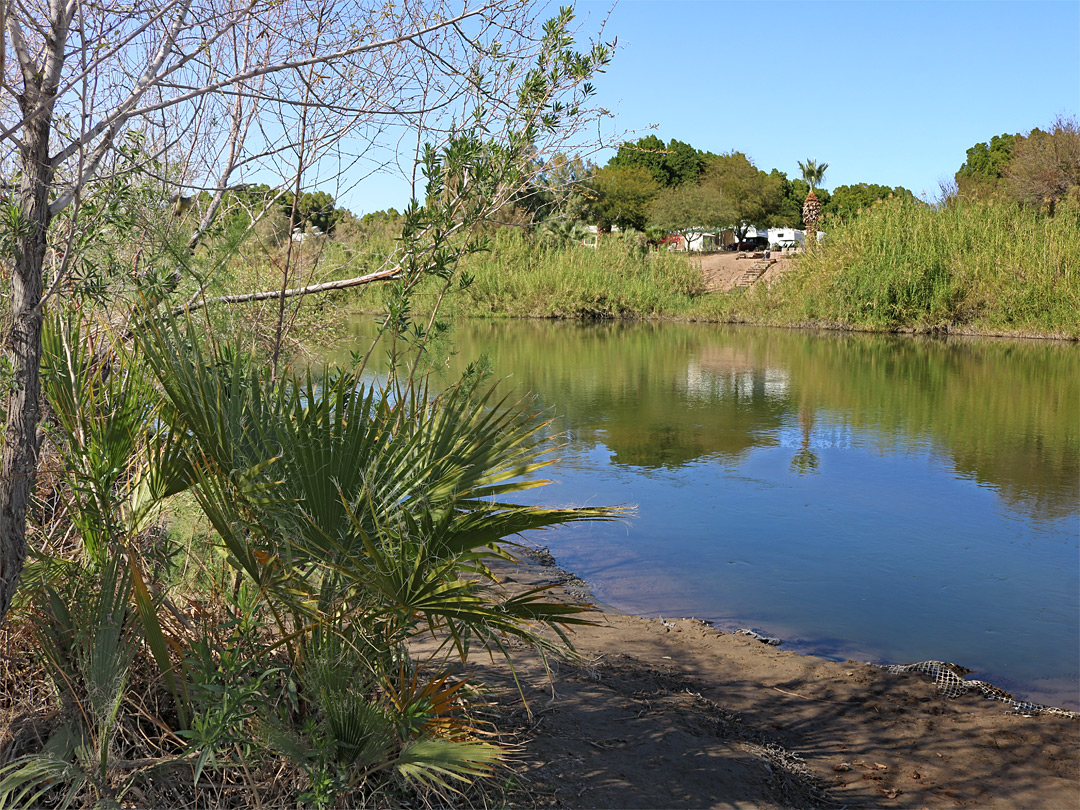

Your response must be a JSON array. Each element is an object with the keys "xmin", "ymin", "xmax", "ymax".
[
  {"xmin": 733, "ymin": 196, "xmax": 1080, "ymax": 337},
  {"xmin": 450, "ymin": 228, "xmax": 705, "ymax": 319},
  {"xmin": 344, "ymin": 200, "xmax": 1078, "ymax": 338}
]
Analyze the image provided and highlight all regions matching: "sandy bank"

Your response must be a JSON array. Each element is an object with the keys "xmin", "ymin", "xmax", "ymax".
[{"xmin": 458, "ymin": 547, "xmax": 1079, "ymax": 810}]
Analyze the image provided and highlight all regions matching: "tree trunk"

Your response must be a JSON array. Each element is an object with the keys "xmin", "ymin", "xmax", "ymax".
[
  {"xmin": 802, "ymin": 189, "xmax": 821, "ymax": 248},
  {"xmin": 0, "ymin": 99, "xmax": 52, "ymax": 625}
]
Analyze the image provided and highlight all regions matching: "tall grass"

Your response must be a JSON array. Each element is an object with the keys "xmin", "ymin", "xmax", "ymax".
[
  {"xmin": 340, "ymin": 198, "xmax": 1077, "ymax": 338},
  {"xmin": 450, "ymin": 228, "xmax": 704, "ymax": 318},
  {"xmin": 730, "ymin": 196, "xmax": 1080, "ymax": 337}
]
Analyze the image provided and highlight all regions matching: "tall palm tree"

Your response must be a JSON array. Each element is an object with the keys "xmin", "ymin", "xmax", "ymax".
[{"xmin": 798, "ymin": 159, "xmax": 829, "ymax": 246}]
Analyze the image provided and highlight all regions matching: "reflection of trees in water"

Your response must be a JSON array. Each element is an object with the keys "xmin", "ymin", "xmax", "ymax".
[
  {"xmin": 363, "ymin": 320, "xmax": 1078, "ymax": 521},
  {"xmin": 790, "ymin": 405, "xmax": 820, "ymax": 475},
  {"xmin": 782, "ymin": 334, "xmax": 1079, "ymax": 522}
]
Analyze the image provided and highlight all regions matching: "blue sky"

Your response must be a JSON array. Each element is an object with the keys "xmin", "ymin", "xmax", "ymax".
[{"xmin": 340, "ymin": 0, "xmax": 1079, "ymax": 213}]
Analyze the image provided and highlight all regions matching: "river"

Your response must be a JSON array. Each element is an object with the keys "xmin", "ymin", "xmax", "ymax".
[{"xmin": 338, "ymin": 319, "xmax": 1080, "ymax": 710}]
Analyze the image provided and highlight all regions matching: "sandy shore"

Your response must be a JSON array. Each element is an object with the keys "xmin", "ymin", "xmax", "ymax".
[{"xmin": 455, "ymin": 547, "xmax": 1079, "ymax": 810}]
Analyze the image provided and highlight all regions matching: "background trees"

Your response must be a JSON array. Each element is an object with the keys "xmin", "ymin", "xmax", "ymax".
[
  {"xmin": 646, "ymin": 181, "xmax": 731, "ymax": 237},
  {"xmin": 701, "ymin": 152, "xmax": 783, "ymax": 241},
  {"xmin": 825, "ymin": 183, "xmax": 916, "ymax": 221},
  {"xmin": 587, "ymin": 164, "xmax": 662, "ymax": 231},
  {"xmin": 515, "ymin": 115, "xmax": 1077, "ymax": 247},
  {"xmin": 955, "ymin": 133, "xmax": 1020, "ymax": 199},
  {"xmin": 1005, "ymin": 115, "xmax": 1080, "ymax": 216},
  {"xmin": 951, "ymin": 117, "xmax": 1079, "ymax": 216},
  {"xmin": 607, "ymin": 135, "xmax": 706, "ymax": 188}
]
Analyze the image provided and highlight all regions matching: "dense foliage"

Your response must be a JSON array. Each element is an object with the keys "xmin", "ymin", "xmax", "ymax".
[
  {"xmin": 725, "ymin": 195, "xmax": 1079, "ymax": 337},
  {"xmin": 607, "ymin": 135, "xmax": 707, "ymax": 188},
  {"xmin": 0, "ymin": 5, "xmax": 626, "ymax": 807},
  {"xmin": 826, "ymin": 184, "xmax": 919, "ymax": 221},
  {"xmin": 952, "ymin": 116, "xmax": 1080, "ymax": 215},
  {"xmin": 523, "ymin": 134, "xmax": 908, "ymax": 237}
]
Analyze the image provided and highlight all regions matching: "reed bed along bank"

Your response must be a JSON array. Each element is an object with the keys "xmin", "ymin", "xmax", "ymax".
[
  {"xmin": 336, "ymin": 227, "xmax": 704, "ymax": 321},
  {"xmin": 340, "ymin": 197, "xmax": 1078, "ymax": 339},
  {"xmin": 720, "ymin": 196, "xmax": 1080, "ymax": 338},
  {"xmin": 453, "ymin": 228, "xmax": 705, "ymax": 318}
]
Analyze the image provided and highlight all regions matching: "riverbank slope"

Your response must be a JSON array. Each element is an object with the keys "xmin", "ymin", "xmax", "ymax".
[
  {"xmin": 369, "ymin": 196, "xmax": 1075, "ymax": 339},
  {"xmin": 464, "ymin": 548, "xmax": 1079, "ymax": 810}
]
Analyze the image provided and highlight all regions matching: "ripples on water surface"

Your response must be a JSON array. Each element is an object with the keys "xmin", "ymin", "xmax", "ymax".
[{"xmin": 340, "ymin": 321, "xmax": 1080, "ymax": 709}]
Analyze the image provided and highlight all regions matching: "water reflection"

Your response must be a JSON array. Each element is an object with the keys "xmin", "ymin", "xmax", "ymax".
[
  {"xmin": 409, "ymin": 321, "xmax": 1079, "ymax": 522},
  {"xmin": 336, "ymin": 319, "xmax": 1080, "ymax": 707},
  {"xmin": 790, "ymin": 405, "xmax": 820, "ymax": 476}
]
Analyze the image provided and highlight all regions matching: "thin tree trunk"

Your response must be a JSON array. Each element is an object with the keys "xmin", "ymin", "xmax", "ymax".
[{"xmin": 0, "ymin": 101, "xmax": 52, "ymax": 624}]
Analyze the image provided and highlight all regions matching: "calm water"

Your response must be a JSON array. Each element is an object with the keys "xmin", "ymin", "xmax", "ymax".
[{"xmin": 342, "ymin": 320, "xmax": 1080, "ymax": 709}]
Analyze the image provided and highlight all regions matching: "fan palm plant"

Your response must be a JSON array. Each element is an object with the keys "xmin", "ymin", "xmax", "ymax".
[
  {"xmin": 134, "ymin": 316, "xmax": 622, "ymax": 797},
  {"xmin": 16, "ymin": 309, "xmax": 622, "ymax": 804},
  {"xmin": 798, "ymin": 158, "xmax": 829, "ymax": 246},
  {"xmin": 539, "ymin": 216, "xmax": 589, "ymax": 248}
]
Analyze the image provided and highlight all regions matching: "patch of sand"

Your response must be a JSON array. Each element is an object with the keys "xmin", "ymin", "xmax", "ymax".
[
  {"xmin": 694, "ymin": 250, "xmax": 798, "ymax": 292},
  {"xmin": 453, "ymin": 549, "xmax": 1079, "ymax": 810}
]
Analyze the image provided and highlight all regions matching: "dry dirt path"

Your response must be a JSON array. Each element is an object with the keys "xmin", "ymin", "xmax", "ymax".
[{"xmin": 696, "ymin": 251, "xmax": 796, "ymax": 292}]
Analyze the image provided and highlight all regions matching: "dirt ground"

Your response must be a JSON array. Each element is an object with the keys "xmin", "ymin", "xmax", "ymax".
[
  {"xmin": 695, "ymin": 250, "xmax": 797, "ymax": 292},
  {"xmin": 460, "ymin": 549, "xmax": 1079, "ymax": 810}
]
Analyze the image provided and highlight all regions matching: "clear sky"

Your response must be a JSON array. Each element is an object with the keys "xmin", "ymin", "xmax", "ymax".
[{"xmin": 339, "ymin": 0, "xmax": 1079, "ymax": 213}]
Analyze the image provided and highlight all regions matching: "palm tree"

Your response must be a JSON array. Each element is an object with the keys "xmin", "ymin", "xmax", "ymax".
[
  {"xmin": 798, "ymin": 159, "xmax": 829, "ymax": 246},
  {"xmin": 540, "ymin": 216, "xmax": 589, "ymax": 247}
]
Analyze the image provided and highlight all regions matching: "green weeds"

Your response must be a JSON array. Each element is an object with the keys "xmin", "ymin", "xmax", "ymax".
[
  {"xmin": 344, "ymin": 200, "xmax": 1078, "ymax": 338},
  {"xmin": 717, "ymin": 197, "xmax": 1080, "ymax": 337},
  {"xmin": 1, "ymin": 314, "xmax": 620, "ymax": 808}
]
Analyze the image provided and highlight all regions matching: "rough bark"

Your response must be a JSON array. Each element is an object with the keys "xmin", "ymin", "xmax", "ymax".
[
  {"xmin": 0, "ymin": 95, "xmax": 52, "ymax": 625},
  {"xmin": 802, "ymin": 189, "xmax": 821, "ymax": 247}
]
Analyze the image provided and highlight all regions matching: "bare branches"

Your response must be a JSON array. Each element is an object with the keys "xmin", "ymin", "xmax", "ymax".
[{"xmin": 173, "ymin": 266, "xmax": 400, "ymax": 317}]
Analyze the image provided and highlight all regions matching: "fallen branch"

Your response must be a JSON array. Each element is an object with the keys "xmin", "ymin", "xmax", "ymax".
[{"xmin": 170, "ymin": 267, "xmax": 400, "ymax": 317}]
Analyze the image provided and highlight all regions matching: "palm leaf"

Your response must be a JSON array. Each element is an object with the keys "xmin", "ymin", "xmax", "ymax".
[{"xmin": 394, "ymin": 737, "xmax": 501, "ymax": 790}]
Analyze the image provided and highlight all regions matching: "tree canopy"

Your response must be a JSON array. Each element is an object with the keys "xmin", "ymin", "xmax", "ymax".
[
  {"xmin": 798, "ymin": 158, "xmax": 829, "ymax": 190},
  {"xmin": 955, "ymin": 133, "xmax": 1020, "ymax": 197},
  {"xmin": 587, "ymin": 164, "xmax": 663, "ymax": 231},
  {"xmin": 825, "ymin": 183, "xmax": 917, "ymax": 221},
  {"xmin": 1005, "ymin": 116, "xmax": 1080, "ymax": 216},
  {"xmin": 646, "ymin": 181, "xmax": 732, "ymax": 234},
  {"xmin": 608, "ymin": 135, "xmax": 706, "ymax": 188},
  {"xmin": 701, "ymin": 152, "xmax": 784, "ymax": 238}
]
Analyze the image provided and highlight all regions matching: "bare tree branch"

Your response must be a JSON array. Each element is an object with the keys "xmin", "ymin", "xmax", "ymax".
[{"xmin": 174, "ymin": 266, "xmax": 399, "ymax": 317}]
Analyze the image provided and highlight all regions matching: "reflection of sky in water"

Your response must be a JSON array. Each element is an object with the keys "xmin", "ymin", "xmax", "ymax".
[
  {"xmin": 528, "ymin": 428, "xmax": 1078, "ymax": 710},
  {"xmin": 341, "ymin": 321, "xmax": 1080, "ymax": 709}
]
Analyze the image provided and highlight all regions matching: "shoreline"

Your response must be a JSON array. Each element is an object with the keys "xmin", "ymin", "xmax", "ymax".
[
  {"xmin": 510, "ymin": 545, "xmax": 1079, "ymax": 717},
  {"xmin": 471, "ymin": 545, "xmax": 1080, "ymax": 809},
  {"xmin": 344, "ymin": 302, "xmax": 1080, "ymax": 343}
]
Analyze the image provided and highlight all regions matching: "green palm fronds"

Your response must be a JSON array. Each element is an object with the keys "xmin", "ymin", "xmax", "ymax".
[
  {"xmin": 129, "ymin": 316, "xmax": 622, "ymax": 796},
  {"xmin": 798, "ymin": 158, "xmax": 829, "ymax": 190}
]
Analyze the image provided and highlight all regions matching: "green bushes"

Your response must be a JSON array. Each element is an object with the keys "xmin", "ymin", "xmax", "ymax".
[
  {"xmin": 729, "ymin": 196, "xmax": 1080, "ymax": 337},
  {"xmin": 1, "ymin": 316, "xmax": 617, "ymax": 808},
  {"xmin": 453, "ymin": 228, "xmax": 705, "ymax": 318}
]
